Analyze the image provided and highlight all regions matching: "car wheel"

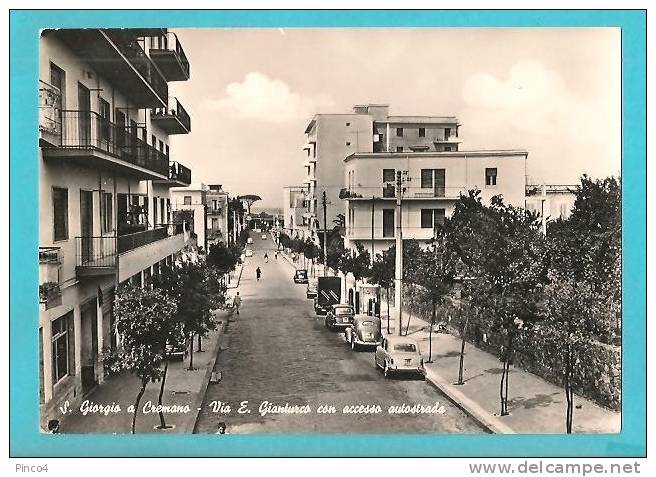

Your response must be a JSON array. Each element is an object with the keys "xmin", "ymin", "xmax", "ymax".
[{"xmin": 384, "ymin": 362, "xmax": 391, "ymax": 378}]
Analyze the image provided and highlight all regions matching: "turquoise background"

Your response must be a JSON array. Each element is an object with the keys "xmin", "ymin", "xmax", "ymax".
[{"xmin": 10, "ymin": 9, "xmax": 646, "ymax": 457}]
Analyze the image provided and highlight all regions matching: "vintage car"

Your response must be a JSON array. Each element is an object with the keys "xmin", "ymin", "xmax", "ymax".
[
  {"xmin": 261, "ymin": 234, "xmax": 267, "ymax": 240},
  {"xmin": 374, "ymin": 336, "xmax": 425, "ymax": 378},
  {"xmin": 345, "ymin": 315, "xmax": 382, "ymax": 350},
  {"xmin": 293, "ymin": 269, "xmax": 309, "ymax": 284},
  {"xmin": 324, "ymin": 304, "xmax": 355, "ymax": 331},
  {"xmin": 306, "ymin": 278, "xmax": 318, "ymax": 299},
  {"xmin": 245, "ymin": 249, "xmax": 253, "ymax": 257},
  {"xmin": 247, "ymin": 237, "xmax": 254, "ymax": 244}
]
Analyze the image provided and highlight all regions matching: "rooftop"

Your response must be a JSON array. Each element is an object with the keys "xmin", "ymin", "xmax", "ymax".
[{"xmin": 344, "ymin": 150, "xmax": 529, "ymax": 162}]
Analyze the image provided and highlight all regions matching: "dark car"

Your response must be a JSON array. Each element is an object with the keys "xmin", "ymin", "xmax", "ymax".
[
  {"xmin": 324, "ymin": 304, "xmax": 355, "ymax": 331},
  {"xmin": 293, "ymin": 269, "xmax": 308, "ymax": 284},
  {"xmin": 345, "ymin": 315, "xmax": 382, "ymax": 350}
]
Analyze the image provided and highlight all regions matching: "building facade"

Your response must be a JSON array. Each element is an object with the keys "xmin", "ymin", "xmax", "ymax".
[
  {"xmin": 205, "ymin": 184, "xmax": 230, "ymax": 248},
  {"xmin": 38, "ymin": 28, "xmax": 192, "ymax": 428},
  {"xmin": 525, "ymin": 184, "xmax": 578, "ymax": 234},
  {"xmin": 171, "ymin": 183, "xmax": 208, "ymax": 250},
  {"xmin": 301, "ymin": 104, "xmax": 461, "ymax": 241},
  {"xmin": 342, "ymin": 150, "xmax": 528, "ymax": 256},
  {"xmin": 282, "ymin": 186, "xmax": 311, "ymax": 239}
]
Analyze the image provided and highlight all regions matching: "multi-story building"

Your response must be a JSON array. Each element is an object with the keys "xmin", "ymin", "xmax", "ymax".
[
  {"xmin": 205, "ymin": 184, "xmax": 230, "ymax": 248},
  {"xmin": 342, "ymin": 150, "xmax": 528, "ymax": 256},
  {"xmin": 282, "ymin": 186, "xmax": 311, "ymax": 238},
  {"xmin": 302, "ymin": 104, "xmax": 461, "ymax": 240},
  {"xmin": 171, "ymin": 183, "xmax": 208, "ymax": 250},
  {"xmin": 38, "ymin": 28, "xmax": 192, "ymax": 428}
]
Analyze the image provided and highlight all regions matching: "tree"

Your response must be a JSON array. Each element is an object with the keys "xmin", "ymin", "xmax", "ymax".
[
  {"xmin": 416, "ymin": 225, "xmax": 457, "ymax": 362},
  {"xmin": 153, "ymin": 262, "xmax": 216, "ymax": 371},
  {"xmin": 239, "ymin": 194, "xmax": 262, "ymax": 215},
  {"xmin": 369, "ymin": 248, "xmax": 395, "ymax": 332},
  {"xmin": 108, "ymin": 284, "xmax": 177, "ymax": 433},
  {"xmin": 324, "ymin": 235, "xmax": 348, "ymax": 276},
  {"xmin": 341, "ymin": 243, "xmax": 372, "ymax": 308},
  {"xmin": 304, "ymin": 238, "xmax": 320, "ymax": 276},
  {"xmin": 207, "ymin": 243, "xmax": 242, "ymax": 274}
]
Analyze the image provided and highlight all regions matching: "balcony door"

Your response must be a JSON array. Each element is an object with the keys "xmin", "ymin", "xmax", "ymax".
[
  {"xmin": 77, "ymin": 83, "xmax": 91, "ymax": 147},
  {"xmin": 434, "ymin": 169, "xmax": 445, "ymax": 198},
  {"xmin": 115, "ymin": 109, "xmax": 126, "ymax": 151},
  {"xmin": 80, "ymin": 190, "xmax": 93, "ymax": 264}
]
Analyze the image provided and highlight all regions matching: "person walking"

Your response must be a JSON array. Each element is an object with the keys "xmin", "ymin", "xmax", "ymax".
[
  {"xmin": 233, "ymin": 292, "xmax": 242, "ymax": 315},
  {"xmin": 274, "ymin": 251, "xmax": 278, "ymax": 260},
  {"xmin": 256, "ymin": 267, "xmax": 261, "ymax": 281},
  {"xmin": 264, "ymin": 252, "xmax": 269, "ymax": 263}
]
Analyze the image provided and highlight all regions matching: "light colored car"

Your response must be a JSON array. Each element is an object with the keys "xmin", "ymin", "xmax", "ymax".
[
  {"xmin": 261, "ymin": 234, "xmax": 267, "ymax": 240},
  {"xmin": 247, "ymin": 237, "xmax": 254, "ymax": 244},
  {"xmin": 375, "ymin": 336, "xmax": 425, "ymax": 378},
  {"xmin": 345, "ymin": 315, "xmax": 382, "ymax": 350},
  {"xmin": 306, "ymin": 278, "xmax": 318, "ymax": 299},
  {"xmin": 245, "ymin": 249, "xmax": 253, "ymax": 257}
]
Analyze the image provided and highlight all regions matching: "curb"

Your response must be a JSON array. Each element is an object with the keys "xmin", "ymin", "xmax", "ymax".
[
  {"xmin": 423, "ymin": 368, "xmax": 516, "ymax": 434},
  {"xmin": 185, "ymin": 321, "xmax": 226, "ymax": 434}
]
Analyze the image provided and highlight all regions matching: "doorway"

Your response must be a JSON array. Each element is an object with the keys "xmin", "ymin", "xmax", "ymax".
[
  {"xmin": 80, "ymin": 190, "xmax": 93, "ymax": 264},
  {"xmin": 80, "ymin": 300, "xmax": 99, "ymax": 395},
  {"xmin": 77, "ymin": 83, "xmax": 91, "ymax": 146}
]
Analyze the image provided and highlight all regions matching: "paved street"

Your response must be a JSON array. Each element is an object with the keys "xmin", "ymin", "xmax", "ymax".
[{"xmin": 194, "ymin": 233, "xmax": 484, "ymax": 434}]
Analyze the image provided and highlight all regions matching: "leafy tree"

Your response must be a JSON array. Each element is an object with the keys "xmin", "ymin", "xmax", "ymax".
[
  {"xmin": 369, "ymin": 248, "xmax": 395, "ymax": 332},
  {"xmin": 239, "ymin": 194, "xmax": 261, "ymax": 215},
  {"xmin": 324, "ymin": 235, "xmax": 347, "ymax": 276},
  {"xmin": 207, "ymin": 243, "xmax": 242, "ymax": 274},
  {"xmin": 153, "ymin": 262, "xmax": 216, "ymax": 371},
  {"xmin": 109, "ymin": 284, "xmax": 177, "ymax": 433},
  {"xmin": 304, "ymin": 238, "xmax": 320, "ymax": 276}
]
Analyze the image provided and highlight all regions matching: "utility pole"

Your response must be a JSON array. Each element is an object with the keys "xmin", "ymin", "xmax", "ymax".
[
  {"xmin": 322, "ymin": 190, "xmax": 327, "ymax": 276},
  {"xmin": 394, "ymin": 170, "xmax": 404, "ymax": 336},
  {"xmin": 371, "ymin": 195, "xmax": 375, "ymax": 267}
]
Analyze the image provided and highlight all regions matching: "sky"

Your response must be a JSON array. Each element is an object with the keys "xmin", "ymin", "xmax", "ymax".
[{"xmin": 169, "ymin": 28, "xmax": 621, "ymax": 209}]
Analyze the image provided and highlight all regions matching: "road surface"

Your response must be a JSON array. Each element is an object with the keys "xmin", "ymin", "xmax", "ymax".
[{"xmin": 194, "ymin": 232, "xmax": 484, "ymax": 434}]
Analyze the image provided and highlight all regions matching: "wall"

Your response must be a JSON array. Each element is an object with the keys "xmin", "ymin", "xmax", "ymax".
[{"xmin": 375, "ymin": 121, "xmax": 460, "ymax": 153}]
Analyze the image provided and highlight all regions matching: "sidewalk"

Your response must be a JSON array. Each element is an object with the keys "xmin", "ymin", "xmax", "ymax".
[{"xmin": 381, "ymin": 305, "xmax": 621, "ymax": 434}]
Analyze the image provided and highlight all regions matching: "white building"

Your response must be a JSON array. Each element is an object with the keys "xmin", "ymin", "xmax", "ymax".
[
  {"xmin": 342, "ymin": 150, "xmax": 528, "ymax": 256},
  {"xmin": 282, "ymin": 186, "xmax": 312, "ymax": 239},
  {"xmin": 171, "ymin": 183, "xmax": 208, "ymax": 250},
  {"xmin": 38, "ymin": 28, "xmax": 192, "ymax": 428},
  {"xmin": 525, "ymin": 184, "xmax": 578, "ymax": 233}
]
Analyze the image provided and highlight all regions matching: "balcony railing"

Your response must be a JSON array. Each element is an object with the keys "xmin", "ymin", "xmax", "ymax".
[
  {"xmin": 104, "ymin": 30, "xmax": 169, "ymax": 103},
  {"xmin": 46, "ymin": 110, "xmax": 169, "ymax": 177},
  {"xmin": 39, "ymin": 246, "xmax": 63, "ymax": 309},
  {"xmin": 151, "ymin": 97, "xmax": 191, "ymax": 133},
  {"xmin": 39, "ymin": 80, "xmax": 62, "ymax": 136},
  {"xmin": 149, "ymin": 32, "xmax": 190, "ymax": 81},
  {"xmin": 341, "ymin": 186, "xmax": 468, "ymax": 200},
  {"xmin": 168, "ymin": 161, "xmax": 192, "ymax": 185}
]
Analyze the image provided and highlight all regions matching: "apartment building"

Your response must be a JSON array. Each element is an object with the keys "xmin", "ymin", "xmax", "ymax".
[
  {"xmin": 525, "ymin": 184, "xmax": 578, "ymax": 233},
  {"xmin": 38, "ymin": 28, "xmax": 192, "ymax": 428},
  {"xmin": 342, "ymin": 150, "xmax": 528, "ymax": 256},
  {"xmin": 205, "ymin": 184, "xmax": 230, "ymax": 248},
  {"xmin": 171, "ymin": 183, "xmax": 208, "ymax": 250},
  {"xmin": 301, "ymin": 104, "xmax": 460, "ymax": 240},
  {"xmin": 282, "ymin": 186, "xmax": 311, "ymax": 239}
]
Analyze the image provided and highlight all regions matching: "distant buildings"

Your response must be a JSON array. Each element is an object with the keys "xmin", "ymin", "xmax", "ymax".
[
  {"xmin": 38, "ymin": 28, "xmax": 192, "ymax": 428},
  {"xmin": 297, "ymin": 104, "xmax": 462, "ymax": 242},
  {"xmin": 525, "ymin": 184, "xmax": 578, "ymax": 234},
  {"xmin": 283, "ymin": 186, "xmax": 311, "ymax": 239}
]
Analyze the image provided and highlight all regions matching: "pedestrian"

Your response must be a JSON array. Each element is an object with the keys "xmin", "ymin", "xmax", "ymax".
[
  {"xmin": 233, "ymin": 292, "xmax": 242, "ymax": 315},
  {"xmin": 215, "ymin": 422, "xmax": 228, "ymax": 434},
  {"xmin": 256, "ymin": 267, "xmax": 261, "ymax": 281},
  {"xmin": 264, "ymin": 253, "xmax": 269, "ymax": 263},
  {"xmin": 274, "ymin": 251, "xmax": 278, "ymax": 260}
]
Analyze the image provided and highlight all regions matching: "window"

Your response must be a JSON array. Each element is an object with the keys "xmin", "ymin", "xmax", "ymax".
[
  {"xmin": 345, "ymin": 122, "xmax": 351, "ymax": 126},
  {"xmin": 212, "ymin": 218, "xmax": 219, "ymax": 229},
  {"xmin": 396, "ymin": 127, "xmax": 403, "ymax": 137},
  {"xmin": 52, "ymin": 187, "xmax": 68, "ymax": 241},
  {"xmin": 396, "ymin": 146, "xmax": 404, "ymax": 152},
  {"xmin": 165, "ymin": 144, "xmax": 170, "ymax": 157},
  {"xmin": 152, "ymin": 135, "xmax": 157, "ymax": 147},
  {"xmin": 51, "ymin": 312, "xmax": 73, "ymax": 384},
  {"xmin": 346, "ymin": 142, "xmax": 351, "ymax": 146},
  {"xmin": 421, "ymin": 169, "xmax": 433, "ymax": 188},
  {"xmin": 419, "ymin": 127, "xmax": 425, "ymax": 137},
  {"xmin": 101, "ymin": 192, "xmax": 113, "ymax": 233},
  {"xmin": 99, "ymin": 99, "xmax": 111, "ymax": 142},
  {"xmin": 382, "ymin": 169, "xmax": 396, "ymax": 183},
  {"xmin": 212, "ymin": 199, "xmax": 218, "ymax": 210},
  {"xmin": 444, "ymin": 127, "xmax": 451, "ymax": 139},
  {"xmin": 421, "ymin": 208, "xmax": 446, "ymax": 229},
  {"xmin": 444, "ymin": 146, "xmax": 452, "ymax": 152},
  {"xmin": 159, "ymin": 140, "xmax": 164, "ymax": 153},
  {"xmin": 382, "ymin": 209, "xmax": 394, "ymax": 238},
  {"xmin": 485, "ymin": 168, "xmax": 498, "ymax": 186},
  {"xmin": 184, "ymin": 195, "xmax": 192, "ymax": 205},
  {"xmin": 153, "ymin": 198, "xmax": 158, "ymax": 226}
]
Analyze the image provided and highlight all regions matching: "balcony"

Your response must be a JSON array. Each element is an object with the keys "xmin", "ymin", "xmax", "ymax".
[
  {"xmin": 149, "ymin": 32, "xmax": 190, "ymax": 81},
  {"xmin": 75, "ymin": 223, "xmax": 186, "ymax": 279},
  {"xmin": 151, "ymin": 97, "xmax": 191, "ymax": 134},
  {"xmin": 434, "ymin": 134, "xmax": 462, "ymax": 143},
  {"xmin": 48, "ymin": 29, "xmax": 167, "ymax": 108},
  {"xmin": 39, "ymin": 247, "xmax": 62, "ymax": 310},
  {"xmin": 341, "ymin": 186, "xmax": 468, "ymax": 201},
  {"xmin": 155, "ymin": 161, "xmax": 192, "ymax": 186},
  {"xmin": 39, "ymin": 80, "xmax": 61, "ymax": 143},
  {"xmin": 41, "ymin": 110, "xmax": 169, "ymax": 180}
]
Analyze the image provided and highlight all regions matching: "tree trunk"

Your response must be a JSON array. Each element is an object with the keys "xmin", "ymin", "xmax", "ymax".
[
  {"xmin": 404, "ymin": 286, "xmax": 414, "ymax": 336},
  {"xmin": 499, "ymin": 335, "xmax": 513, "ymax": 416},
  {"xmin": 156, "ymin": 357, "xmax": 171, "ymax": 429},
  {"xmin": 132, "ymin": 378, "xmax": 147, "ymax": 434},
  {"xmin": 188, "ymin": 334, "xmax": 195, "ymax": 371},
  {"xmin": 197, "ymin": 334, "xmax": 203, "ymax": 353},
  {"xmin": 386, "ymin": 287, "xmax": 391, "ymax": 333},
  {"xmin": 565, "ymin": 345, "xmax": 573, "ymax": 434},
  {"xmin": 457, "ymin": 315, "xmax": 470, "ymax": 385},
  {"xmin": 428, "ymin": 298, "xmax": 435, "ymax": 363}
]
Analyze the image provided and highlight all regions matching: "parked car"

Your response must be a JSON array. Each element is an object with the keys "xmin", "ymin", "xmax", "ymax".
[
  {"xmin": 345, "ymin": 315, "xmax": 382, "ymax": 350},
  {"xmin": 293, "ymin": 269, "xmax": 308, "ymax": 284},
  {"xmin": 247, "ymin": 237, "xmax": 254, "ymax": 244},
  {"xmin": 324, "ymin": 304, "xmax": 355, "ymax": 331},
  {"xmin": 261, "ymin": 234, "xmax": 267, "ymax": 240},
  {"xmin": 374, "ymin": 336, "xmax": 425, "ymax": 378},
  {"xmin": 245, "ymin": 249, "xmax": 253, "ymax": 257},
  {"xmin": 306, "ymin": 278, "xmax": 318, "ymax": 299}
]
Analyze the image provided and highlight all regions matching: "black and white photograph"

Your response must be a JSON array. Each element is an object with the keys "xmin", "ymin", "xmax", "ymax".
[{"xmin": 35, "ymin": 25, "xmax": 622, "ymax": 438}]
